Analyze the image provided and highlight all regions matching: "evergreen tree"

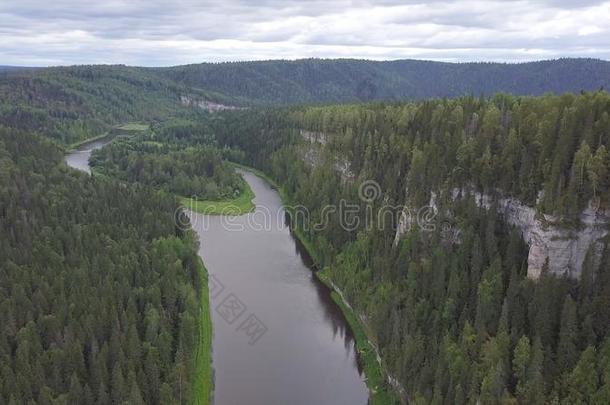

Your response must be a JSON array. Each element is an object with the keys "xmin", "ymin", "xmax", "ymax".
[{"xmin": 557, "ymin": 296, "xmax": 578, "ymax": 372}]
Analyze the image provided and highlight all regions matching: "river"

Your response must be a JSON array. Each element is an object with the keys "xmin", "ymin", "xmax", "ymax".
[
  {"xmin": 65, "ymin": 137, "xmax": 369, "ymax": 405},
  {"xmin": 64, "ymin": 135, "xmax": 114, "ymax": 173}
]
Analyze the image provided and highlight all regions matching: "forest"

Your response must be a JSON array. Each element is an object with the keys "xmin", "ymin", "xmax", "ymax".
[
  {"xmin": 203, "ymin": 91, "xmax": 610, "ymax": 403},
  {"xmin": 90, "ymin": 137, "xmax": 245, "ymax": 201},
  {"xmin": 157, "ymin": 58, "xmax": 610, "ymax": 104},
  {"xmin": 0, "ymin": 128, "xmax": 208, "ymax": 404},
  {"xmin": 0, "ymin": 66, "xmax": 220, "ymax": 404}
]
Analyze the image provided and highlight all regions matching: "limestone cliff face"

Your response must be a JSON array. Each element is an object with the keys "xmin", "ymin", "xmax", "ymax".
[
  {"xmin": 470, "ymin": 192, "xmax": 609, "ymax": 279},
  {"xmin": 300, "ymin": 129, "xmax": 355, "ymax": 181},
  {"xmin": 179, "ymin": 95, "xmax": 242, "ymax": 112},
  {"xmin": 394, "ymin": 189, "xmax": 609, "ymax": 280},
  {"xmin": 300, "ymin": 129, "xmax": 328, "ymax": 145}
]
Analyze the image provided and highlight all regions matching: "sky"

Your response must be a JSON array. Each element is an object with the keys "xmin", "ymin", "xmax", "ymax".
[{"xmin": 1, "ymin": 0, "xmax": 609, "ymax": 67}]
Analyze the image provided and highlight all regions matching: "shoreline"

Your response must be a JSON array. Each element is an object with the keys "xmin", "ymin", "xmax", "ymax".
[
  {"xmin": 232, "ymin": 162, "xmax": 400, "ymax": 405},
  {"xmin": 193, "ymin": 257, "xmax": 214, "ymax": 405},
  {"xmin": 178, "ymin": 177, "xmax": 255, "ymax": 216},
  {"xmin": 65, "ymin": 132, "xmax": 112, "ymax": 152},
  {"xmin": 65, "ymin": 121, "xmax": 150, "ymax": 152}
]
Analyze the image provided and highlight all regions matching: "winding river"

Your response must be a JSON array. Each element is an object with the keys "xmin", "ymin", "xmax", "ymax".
[{"xmin": 65, "ymin": 138, "xmax": 369, "ymax": 405}]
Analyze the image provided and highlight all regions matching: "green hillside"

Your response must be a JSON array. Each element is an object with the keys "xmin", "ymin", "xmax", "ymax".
[
  {"xmin": 157, "ymin": 58, "xmax": 610, "ymax": 105},
  {"xmin": 0, "ymin": 65, "xmax": 231, "ymax": 144}
]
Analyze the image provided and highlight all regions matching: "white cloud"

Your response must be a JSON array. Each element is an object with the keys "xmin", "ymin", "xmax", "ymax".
[{"xmin": 0, "ymin": 0, "xmax": 608, "ymax": 66}]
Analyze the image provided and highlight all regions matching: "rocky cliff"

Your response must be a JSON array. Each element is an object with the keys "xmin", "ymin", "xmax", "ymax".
[
  {"xmin": 179, "ymin": 95, "xmax": 242, "ymax": 112},
  {"xmin": 394, "ymin": 189, "xmax": 609, "ymax": 280}
]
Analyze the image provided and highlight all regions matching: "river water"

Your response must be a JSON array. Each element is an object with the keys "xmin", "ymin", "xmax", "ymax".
[
  {"xmin": 65, "ymin": 138, "xmax": 369, "ymax": 405},
  {"xmin": 64, "ymin": 136, "xmax": 114, "ymax": 173}
]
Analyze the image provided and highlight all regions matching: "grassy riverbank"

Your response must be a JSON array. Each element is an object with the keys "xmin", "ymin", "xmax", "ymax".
[
  {"xmin": 116, "ymin": 122, "xmax": 149, "ymax": 131},
  {"xmin": 179, "ymin": 179, "xmax": 255, "ymax": 215},
  {"xmin": 187, "ymin": 166, "xmax": 255, "ymax": 403},
  {"xmin": 193, "ymin": 257, "xmax": 213, "ymax": 405},
  {"xmin": 66, "ymin": 122, "xmax": 149, "ymax": 152},
  {"xmin": 66, "ymin": 132, "xmax": 111, "ymax": 152},
  {"xmin": 231, "ymin": 162, "xmax": 399, "ymax": 404}
]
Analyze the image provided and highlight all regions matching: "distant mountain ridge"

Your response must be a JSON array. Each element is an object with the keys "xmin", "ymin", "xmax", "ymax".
[
  {"xmin": 2, "ymin": 58, "xmax": 609, "ymax": 107},
  {"xmin": 156, "ymin": 57, "xmax": 610, "ymax": 104},
  {"xmin": 2, "ymin": 58, "xmax": 609, "ymax": 144}
]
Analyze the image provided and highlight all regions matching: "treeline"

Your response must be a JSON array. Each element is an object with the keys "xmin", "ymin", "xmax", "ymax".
[
  {"xmin": 0, "ymin": 129, "xmax": 206, "ymax": 404},
  {"xmin": 5, "ymin": 58, "xmax": 610, "ymax": 115},
  {"xmin": 158, "ymin": 58, "xmax": 610, "ymax": 105},
  {"xmin": 90, "ymin": 136, "xmax": 244, "ymax": 200},
  {"xmin": 206, "ymin": 92, "xmax": 610, "ymax": 403},
  {"xmin": 299, "ymin": 92, "xmax": 610, "ymax": 217}
]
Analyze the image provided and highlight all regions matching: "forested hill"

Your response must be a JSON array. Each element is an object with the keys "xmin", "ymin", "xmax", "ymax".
[
  {"xmin": 0, "ymin": 65, "xmax": 233, "ymax": 144},
  {"xmin": 157, "ymin": 58, "xmax": 610, "ymax": 104},
  {"xmin": 4, "ymin": 58, "xmax": 609, "ymax": 130}
]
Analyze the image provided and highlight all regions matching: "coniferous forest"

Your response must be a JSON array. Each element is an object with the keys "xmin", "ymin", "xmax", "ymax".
[
  {"xmin": 205, "ymin": 92, "xmax": 610, "ymax": 403},
  {"xmin": 0, "ymin": 129, "xmax": 206, "ymax": 404},
  {"xmin": 90, "ymin": 138, "xmax": 245, "ymax": 201},
  {"xmin": 1, "ymin": 60, "xmax": 610, "ymax": 405}
]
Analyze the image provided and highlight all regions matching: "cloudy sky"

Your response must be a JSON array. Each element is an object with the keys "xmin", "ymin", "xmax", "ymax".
[{"xmin": 1, "ymin": 0, "xmax": 609, "ymax": 66}]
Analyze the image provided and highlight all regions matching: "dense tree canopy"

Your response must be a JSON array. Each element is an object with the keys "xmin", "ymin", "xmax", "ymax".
[
  {"xmin": 90, "ymin": 137, "xmax": 244, "ymax": 200},
  {"xmin": 0, "ymin": 129, "xmax": 207, "ymax": 404},
  {"xmin": 206, "ymin": 91, "xmax": 610, "ymax": 403},
  {"xmin": 158, "ymin": 58, "xmax": 610, "ymax": 105}
]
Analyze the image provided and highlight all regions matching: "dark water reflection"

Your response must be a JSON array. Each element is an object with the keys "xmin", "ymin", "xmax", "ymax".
[{"xmin": 189, "ymin": 171, "xmax": 368, "ymax": 405}]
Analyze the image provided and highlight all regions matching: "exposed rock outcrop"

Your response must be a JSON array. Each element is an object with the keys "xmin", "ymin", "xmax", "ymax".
[
  {"xmin": 300, "ymin": 129, "xmax": 328, "ymax": 145},
  {"xmin": 180, "ymin": 95, "xmax": 242, "ymax": 112},
  {"xmin": 394, "ymin": 188, "xmax": 609, "ymax": 280},
  {"xmin": 472, "ymin": 194, "xmax": 609, "ymax": 279},
  {"xmin": 300, "ymin": 129, "xmax": 355, "ymax": 181}
]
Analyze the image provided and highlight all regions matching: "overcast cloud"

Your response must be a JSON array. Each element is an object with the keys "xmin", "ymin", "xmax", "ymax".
[{"xmin": 0, "ymin": 0, "xmax": 609, "ymax": 66}]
